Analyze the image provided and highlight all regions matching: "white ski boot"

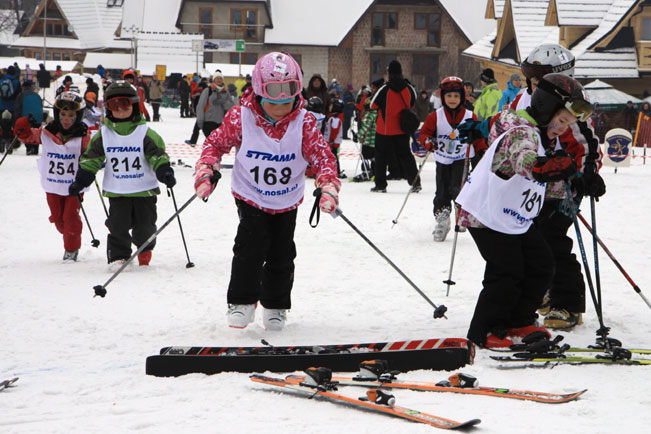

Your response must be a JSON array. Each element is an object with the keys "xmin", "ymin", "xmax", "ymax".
[
  {"xmin": 227, "ymin": 304, "xmax": 256, "ymax": 329},
  {"xmin": 262, "ymin": 308, "xmax": 287, "ymax": 331},
  {"xmin": 432, "ymin": 209, "xmax": 451, "ymax": 242}
]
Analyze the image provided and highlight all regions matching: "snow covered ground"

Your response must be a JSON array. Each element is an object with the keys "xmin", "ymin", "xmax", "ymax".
[{"xmin": 1, "ymin": 106, "xmax": 650, "ymax": 433}]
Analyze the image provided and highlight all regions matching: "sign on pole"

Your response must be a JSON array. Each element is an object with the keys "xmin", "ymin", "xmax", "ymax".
[
  {"xmin": 603, "ymin": 128, "xmax": 632, "ymax": 168},
  {"xmin": 155, "ymin": 65, "xmax": 166, "ymax": 82},
  {"xmin": 191, "ymin": 40, "xmax": 203, "ymax": 52},
  {"xmin": 203, "ymin": 39, "xmax": 246, "ymax": 52}
]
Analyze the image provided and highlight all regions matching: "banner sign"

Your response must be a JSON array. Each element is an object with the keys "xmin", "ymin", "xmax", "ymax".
[{"xmin": 203, "ymin": 39, "xmax": 245, "ymax": 52}]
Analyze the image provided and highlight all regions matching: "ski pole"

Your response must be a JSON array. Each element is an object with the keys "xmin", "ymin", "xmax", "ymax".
[
  {"xmin": 590, "ymin": 196, "xmax": 604, "ymax": 321},
  {"xmin": 93, "ymin": 193, "xmax": 199, "ymax": 298},
  {"xmin": 0, "ymin": 134, "xmax": 21, "ymax": 167},
  {"xmin": 94, "ymin": 179, "xmax": 109, "ymax": 218},
  {"xmin": 332, "ymin": 207, "xmax": 448, "ymax": 319},
  {"xmin": 167, "ymin": 187, "xmax": 195, "ymax": 268},
  {"xmin": 577, "ymin": 212, "xmax": 651, "ymax": 311},
  {"xmin": 391, "ymin": 151, "xmax": 430, "ymax": 227},
  {"xmin": 77, "ymin": 195, "xmax": 100, "ymax": 248},
  {"xmin": 564, "ymin": 183, "xmax": 612, "ymax": 350},
  {"xmin": 443, "ymin": 145, "xmax": 473, "ymax": 296}
]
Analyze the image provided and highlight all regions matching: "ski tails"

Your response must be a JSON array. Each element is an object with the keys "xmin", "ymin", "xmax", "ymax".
[
  {"xmin": 250, "ymin": 374, "xmax": 481, "ymax": 430},
  {"xmin": 0, "ymin": 377, "xmax": 19, "ymax": 391}
]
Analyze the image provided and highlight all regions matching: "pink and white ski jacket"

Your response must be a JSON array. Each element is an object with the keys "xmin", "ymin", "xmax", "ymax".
[{"xmin": 197, "ymin": 92, "xmax": 339, "ymax": 214}]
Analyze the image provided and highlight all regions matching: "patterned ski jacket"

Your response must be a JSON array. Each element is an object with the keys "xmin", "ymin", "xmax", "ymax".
[
  {"xmin": 358, "ymin": 108, "xmax": 378, "ymax": 148},
  {"xmin": 459, "ymin": 109, "xmax": 566, "ymax": 229},
  {"xmin": 197, "ymin": 91, "xmax": 339, "ymax": 214}
]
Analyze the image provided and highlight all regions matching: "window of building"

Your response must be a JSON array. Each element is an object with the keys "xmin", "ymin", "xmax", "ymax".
[
  {"xmin": 63, "ymin": 53, "xmax": 71, "ymax": 61},
  {"xmin": 412, "ymin": 54, "xmax": 439, "ymax": 91},
  {"xmin": 230, "ymin": 52, "xmax": 258, "ymax": 65},
  {"xmin": 370, "ymin": 53, "xmax": 397, "ymax": 83},
  {"xmin": 231, "ymin": 9, "xmax": 258, "ymax": 40},
  {"xmin": 199, "ymin": 8, "xmax": 212, "ymax": 38},
  {"xmin": 35, "ymin": 52, "xmax": 42, "ymax": 60},
  {"xmin": 415, "ymin": 13, "xmax": 440, "ymax": 46},
  {"xmin": 371, "ymin": 12, "xmax": 397, "ymax": 46},
  {"xmin": 53, "ymin": 52, "xmax": 61, "ymax": 61},
  {"xmin": 643, "ymin": 18, "xmax": 651, "ymax": 40}
]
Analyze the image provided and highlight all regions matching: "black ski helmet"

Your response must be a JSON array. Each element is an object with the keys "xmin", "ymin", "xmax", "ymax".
[
  {"xmin": 54, "ymin": 91, "xmax": 85, "ymax": 130},
  {"xmin": 330, "ymin": 98, "xmax": 344, "ymax": 114},
  {"xmin": 306, "ymin": 96, "xmax": 324, "ymax": 114},
  {"xmin": 528, "ymin": 73, "xmax": 592, "ymax": 127},
  {"xmin": 104, "ymin": 81, "xmax": 141, "ymax": 122}
]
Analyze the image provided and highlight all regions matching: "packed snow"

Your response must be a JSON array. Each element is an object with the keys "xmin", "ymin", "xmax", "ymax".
[{"xmin": 1, "ymin": 106, "xmax": 650, "ymax": 433}]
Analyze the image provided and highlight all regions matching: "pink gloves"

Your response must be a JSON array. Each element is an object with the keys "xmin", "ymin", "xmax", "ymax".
[
  {"xmin": 194, "ymin": 158, "xmax": 220, "ymax": 200},
  {"xmin": 318, "ymin": 180, "xmax": 340, "ymax": 214}
]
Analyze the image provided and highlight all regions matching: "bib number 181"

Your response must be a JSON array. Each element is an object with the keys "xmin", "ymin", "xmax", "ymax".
[{"xmin": 521, "ymin": 188, "xmax": 542, "ymax": 213}]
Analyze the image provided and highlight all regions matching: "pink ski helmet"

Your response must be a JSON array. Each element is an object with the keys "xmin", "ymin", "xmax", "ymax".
[{"xmin": 252, "ymin": 52, "xmax": 303, "ymax": 101}]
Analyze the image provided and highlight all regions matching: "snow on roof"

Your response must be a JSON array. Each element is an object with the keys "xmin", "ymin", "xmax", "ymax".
[
  {"xmin": 83, "ymin": 52, "xmax": 132, "ymax": 70},
  {"xmin": 574, "ymin": 47, "xmax": 639, "ymax": 78},
  {"xmin": 0, "ymin": 56, "xmax": 78, "ymax": 71},
  {"xmin": 570, "ymin": 0, "xmax": 638, "ymax": 53},
  {"xmin": 135, "ymin": 32, "xmax": 203, "ymax": 75},
  {"xmin": 12, "ymin": 35, "xmax": 82, "ymax": 50},
  {"xmin": 583, "ymin": 79, "xmax": 644, "ymax": 104},
  {"xmin": 491, "ymin": 0, "xmax": 506, "ymax": 19},
  {"xmin": 264, "ymin": 0, "xmax": 373, "ymax": 46},
  {"xmin": 439, "ymin": 0, "xmax": 496, "ymax": 43},
  {"xmin": 553, "ymin": 0, "xmax": 613, "ymax": 26},
  {"xmin": 56, "ymin": 0, "xmax": 124, "ymax": 49},
  {"xmin": 121, "ymin": 0, "xmax": 182, "ymax": 36},
  {"xmin": 512, "ymin": 0, "xmax": 559, "ymax": 61}
]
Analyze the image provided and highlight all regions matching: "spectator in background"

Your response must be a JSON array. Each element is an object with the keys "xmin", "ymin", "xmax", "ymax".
[
  {"xmin": 97, "ymin": 64, "xmax": 105, "ymax": 78},
  {"xmin": 85, "ymin": 77, "xmax": 99, "ymax": 100},
  {"xmin": 415, "ymin": 89, "xmax": 431, "ymax": 122},
  {"xmin": 328, "ymin": 78, "xmax": 342, "ymax": 97},
  {"xmin": 369, "ymin": 60, "xmax": 420, "ymax": 193},
  {"xmin": 623, "ymin": 100, "xmax": 638, "ymax": 135},
  {"xmin": 13, "ymin": 62, "xmax": 21, "ymax": 81},
  {"xmin": 55, "ymin": 75, "xmax": 73, "ymax": 97},
  {"xmin": 185, "ymin": 80, "xmax": 208, "ymax": 145},
  {"xmin": 179, "ymin": 75, "xmax": 191, "ymax": 118},
  {"xmin": 24, "ymin": 64, "xmax": 34, "ymax": 83},
  {"xmin": 234, "ymin": 74, "xmax": 247, "ymax": 96},
  {"xmin": 227, "ymin": 83, "xmax": 238, "ymax": 99},
  {"xmin": 123, "ymin": 70, "xmax": 150, "ymax": 121},
  {"xmin": 37, "ymin": 64, "xmax": 51, "ymax": 89},
  {"xmin": 53, "ymin": 65, "xmax": 63, "ymax": 81},
  {"xmin": 463, "ymin": 81, "xmax": 476, "ymax": 111},
  {"xmin": 342, "ymin": 84, "xmax": 355, "ymax": 139},
  {"xmin": 499, "ymin": 73, "xmax": 522, "ymax": 110},
  {"xmin": 240, "ymin": 74, "xmax": 253, "ymax": 103},
  {"xmin": 102, "ymin": 71, "xmax": 113, "ymax": 92},
  {"xmin": 196, "ymin": 71, "xmax": 234, "ymax": 137},
  {"xmin": 641, "ymin": 101, "xmax": 651, "ymax": 117},
  {"xmin": 591, "ymin": 102, "xmax": 607, "ymax": 143},
  {"xmin": 1, "ymin": 65, "xmax": 22, "ymax": 118},
  {"xmin": 13, "ymin": 80, "xmax": 43, "ymax": 155},
  {"xmin": 473, "ymin": 68, "xmax": 502, "ymax": 121},
  {"xmin": 304, "ymin": 74, "xmax": 330, "ymax": 113},
  {"xmin": 148, "ymin": 76, "xmax": 164, "ymax": 122}
]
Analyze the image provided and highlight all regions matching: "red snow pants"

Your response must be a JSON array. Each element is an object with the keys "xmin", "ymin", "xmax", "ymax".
[{"xmin": 46, "ymin": 192, "xmax": 83, "ymax": 251}]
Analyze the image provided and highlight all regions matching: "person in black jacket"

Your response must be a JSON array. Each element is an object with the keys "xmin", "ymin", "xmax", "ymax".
[
  {"xmin": 84, "ymin": 77, "xmax": 99, "ymax": 100},
  {"xmin": 369, "ymin": 60, "xmax": 419, "ymax": 193},
  {"xmin": 179, "ymin": 75, "xmax": 191, "ymax": 118}
]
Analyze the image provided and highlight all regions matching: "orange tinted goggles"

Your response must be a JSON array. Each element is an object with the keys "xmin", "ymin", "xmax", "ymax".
[{"xmin": 106, "ymin": 97, "xmax": 134, "ymax": 111}]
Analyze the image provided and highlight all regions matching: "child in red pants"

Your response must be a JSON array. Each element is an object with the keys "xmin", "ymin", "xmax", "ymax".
[{"xmin": 16, "ymin": 91, "xmax": 92, "ymax": 261}]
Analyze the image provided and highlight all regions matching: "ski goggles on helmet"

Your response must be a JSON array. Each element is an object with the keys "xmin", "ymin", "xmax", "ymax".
[
  {"xmin": 564, "ymin": 98, "xmax": 592, "ymax": 122},
  {"xmin": 440, "ymin": 80, "xmax": 464, "ymax": 92},
  {"xmin": 106, "ymin": 97, "xmax": 135, "ymax": 111},
  {"xmin": 54, "ymin": 99, "xmax": 81, "ymax": 111},
  {"xmin": 260, "ymin": 79, "xmax": 301, "ymax": 100}
]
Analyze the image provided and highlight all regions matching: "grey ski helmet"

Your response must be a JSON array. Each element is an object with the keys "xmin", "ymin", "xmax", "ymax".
[{"xmin": 521, "ymin": 44, "xmax": 575, "ymax": 91}]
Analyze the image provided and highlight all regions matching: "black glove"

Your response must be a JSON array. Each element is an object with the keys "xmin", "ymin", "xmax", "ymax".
[
  {"xmin": 67, "ymin": 122, "xmax": 88, "ymax": 138},
  {"xmin": 68, "ymin": 181, "xmax": 83, "ymax": 197},
  {"xmin": 44, "ymin": 120, "xmax": 61, "ymax": 136},
  {"xmin": 68, "ymin": 167, "xmax": 95, "ymax": 196},
  {"xmin": 532, "ymin": 150, "xmax": 577, "ymax": 183},
  {"xmin": 457, "ymin": 119, "xmax": 489, "ymax": 144},
  {"xmin": 572, "ymin": 163, "xmax": 605, "ymax": 198},
  {"xmin": 156, "ymin": 164, "xmax": 176, "ymax": 188}
]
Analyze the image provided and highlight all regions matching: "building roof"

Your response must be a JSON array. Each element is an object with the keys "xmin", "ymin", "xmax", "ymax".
[
  {"xmin": 439, "ymin": 0, "xmax": 496, "ymax": 43},
  {"xmin": 121, "ymin": 0, "xmax": 182, "ymax": 36},
  {"xmin": 584, "ymin": 79, "xmax": 644, "ymax": 104},
  {"xmin": 463, "ymin": 0, "xmax": 644, "ymax": 79},
  {"xmin": 551, "ymin": 0, "xmax": 613, "ymax": 26},
  {"xmin": 264, "ymin": 0, "xmax": 373, "ymax": 46},
  {"xmin": 12, "ymin": 0, "xmax": 126, "ymax": 50}
]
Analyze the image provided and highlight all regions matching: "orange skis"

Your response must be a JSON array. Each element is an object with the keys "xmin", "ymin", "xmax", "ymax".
[{"xmin": 251, "ymin": 374, "xmax": 481, "ymax": 430}]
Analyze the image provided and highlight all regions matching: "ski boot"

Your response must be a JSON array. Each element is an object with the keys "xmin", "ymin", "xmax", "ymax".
[
  {"xmin": 62, "ymin": 250, "xmax": 79, "ymax": 262},
  {"xmin": 262, "ymin": 308, "xmax": 287, "ymax": 331},
  {"xmin": 138, "ymin": 250, "xmax": 152, "ymax": 266},
  {"xmin": 432, "ymin": 209, "xmax": 451, "ymax": 242},
  {"xmin": 227, "ymin": 304, "xmax": 256, "ymax": 329},
  {"xmin": 544, "ymin": 308, "xmax": 583, "ymax": 329}
]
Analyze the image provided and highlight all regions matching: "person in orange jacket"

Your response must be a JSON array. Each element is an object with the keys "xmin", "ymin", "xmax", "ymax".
[{"xmin": 123, "ymin": 70, "xmax": 150, "ymax": 121}]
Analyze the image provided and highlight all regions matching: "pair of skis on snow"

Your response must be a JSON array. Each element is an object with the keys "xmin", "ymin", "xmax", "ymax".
[{"xmin": 252, "ymin": 360, "xmax": 587, "ymax": 430}]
